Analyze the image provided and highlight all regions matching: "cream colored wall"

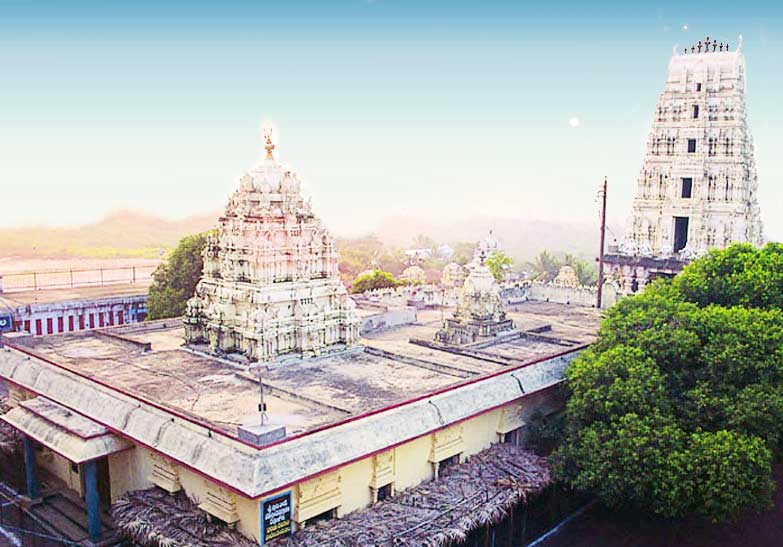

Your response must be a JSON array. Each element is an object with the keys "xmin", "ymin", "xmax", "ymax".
[
  {"xmin": 335, "ymin": 456, "xmax": 373, "ymax": 517},
  {"xmin": 37, "ymin": 449, "xmax": 82, "ymax": 495},
  {"xmin": 62, "ymin": 388, "xmax": 562, "ymax": 543},
  {"xmin": 462, "ymin": 408, "xmax": 504, "ymax": 457},
  {"xmin": 393, "ymin": 434, "xmax": 434, "ymax": 491}
]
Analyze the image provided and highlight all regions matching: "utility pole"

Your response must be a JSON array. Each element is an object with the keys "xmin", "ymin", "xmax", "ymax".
[{"xmin": 596, "ymin": 177, "xmax": 608, "ymax": 309}]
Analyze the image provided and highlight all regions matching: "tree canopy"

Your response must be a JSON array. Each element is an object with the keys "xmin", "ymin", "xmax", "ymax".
[
  {"xmin": 527, "ymin": 250, "xmax": 597, "ymax": 285},
  {"xmin": 553, "ymin": 243, "xmax": 783, "ymax": 522},
  {"xmin": 146, "ymin": 232, "xmax": 209, "ymax": 320},
  {"xmin": 351, "ymin": 269, "xmax": 400, "ymax": 294},
  {"xmin": 485, "ymin": 251, "xmax": 513, "ymax": 282}
]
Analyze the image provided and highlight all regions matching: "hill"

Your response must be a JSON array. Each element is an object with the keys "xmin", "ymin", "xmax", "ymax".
[{"xmin": 0, "ymin": 210, "xmax": 218, "ymax": 259}]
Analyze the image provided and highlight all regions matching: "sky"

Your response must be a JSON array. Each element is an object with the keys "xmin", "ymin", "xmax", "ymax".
[{"xmin": 1, "ymin": 0, "xmax": 781, "ymax": 240}]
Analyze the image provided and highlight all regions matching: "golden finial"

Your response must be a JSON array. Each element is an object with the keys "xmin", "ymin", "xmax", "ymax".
[{"xmin": 263, "ymin": 126, "xmax": 275, "ymax": 160}]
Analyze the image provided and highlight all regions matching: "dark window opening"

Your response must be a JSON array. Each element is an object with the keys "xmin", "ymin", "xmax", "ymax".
[
  {"xmin": 305, "ymin": 508, "xmax": 336, "ymax": 527},
  {"xmin": 503, "ymin": 427, "xmax": 525, "ymax": 446},
  {"xmin": 439, "ymin": 454, "xmax": 460, "ymax": 473},
  {"xmin": 674, "ymin": 217, "xmax": 689, "ymax": 252},
  {"xmin": 692, "ymin": 105, "xmax": 699, "ymax": 119},
  {"xmin": 71, "ymin": 463, "xmax": 79, "ymax": 474},
  {"xmin": 681, "ymin": 178, "xmax": 693, "ymax": 198},
  {"xmin": 377, "ymin": 484, "xmax": 392, "ymax": 502},
  {"xmin": 687, "ymin": 139, "xmax": 696, "ymax": 153},
  {"xmin": 696, "ymin": 83, "xmax": 702, "ymax": 91},
  {"xmin": 631, "ymin": 279, "xmax": 639, "ymax": 293}
]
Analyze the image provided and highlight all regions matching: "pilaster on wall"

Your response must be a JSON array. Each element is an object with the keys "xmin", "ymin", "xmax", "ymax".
[
  {"xmin": 294, "ymin": 469, "xmax": 342, "ymax": 525},
  {"xmin": 429, "ymin": 425, "xmax": 464, "ymax": 479},
  {"xmin": 198, "ymin": 481, "xmax": 240, "ymax": 524},
  {"xmin": 370, "ymin": 450, "xmax": 395, "ymax": 502},
  {"xmin": 148, "ymin": 453, "xmax": 182, "ymax": 494},
  {"xmin": 496, "ymin": 402, "xmax": 526, "ymax": 440}
]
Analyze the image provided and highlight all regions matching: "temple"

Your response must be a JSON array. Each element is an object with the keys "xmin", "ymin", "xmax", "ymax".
[
  {"xmin": 436, "ymin": 252, "xmax": 515, "ymax": 345},
  {"xmin": 183, "ymin": 129, "xmax": 360, "ymax": 362},
  {"xmin": 605, "ymin": 36, "xmax": 764, "ymax": 293}
]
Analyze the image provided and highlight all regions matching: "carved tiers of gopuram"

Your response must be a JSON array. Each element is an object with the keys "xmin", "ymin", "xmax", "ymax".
[{"xmin": 184, "ymin": 129, "xmax": 360, "ymax": 363}]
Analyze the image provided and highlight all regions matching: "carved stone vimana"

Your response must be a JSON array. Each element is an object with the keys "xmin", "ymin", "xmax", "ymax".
[
  {"xmin": 184, "ymin": 129, "xmax": 360, "ymax": 362},
  {"xmin": 436, "ymin": 252, "xmax": 515, "ymax": 345},
  {"xmin": 607, "ymin": 36, "xmax": 764, "ymax": 293}
]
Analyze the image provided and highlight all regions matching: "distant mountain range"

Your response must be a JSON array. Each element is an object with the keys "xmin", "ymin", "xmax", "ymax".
[
  {"xmin": 0, "ymin": 210, "xmax": 219, "ymax": 259},
  {"xmin": 373, "ymin": 215, "xmax": 623, "ymax": 262},
  {"xmin": 0, "ymin": 209, "xmax": 621, "ymax": 262}
]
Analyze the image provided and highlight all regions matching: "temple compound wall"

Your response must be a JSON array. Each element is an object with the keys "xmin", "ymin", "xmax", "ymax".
[
  {"xmin": 1, "ymin": 294, "xmax": 147, "ymax": 337},
  {"xmin": 1, "ymin": 347, "xmax": 576, "ymax": 543},
  {"xmin": 606, "ymin": 36, "xmax": 764, "ymax": 294}
]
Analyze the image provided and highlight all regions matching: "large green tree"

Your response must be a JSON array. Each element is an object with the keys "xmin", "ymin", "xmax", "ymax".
[
  {"xmin": 351, "ymin": 269, "xmax": 400, "ymax": 294},
  {"xmin": 527, "ymin": 250, "xmax": 561, "ymax": 281},
  {"xmin": 553, "ymin": 243, "xmax": 783, "ymax": 522},
  {"xmin": 485, "ymin": 251, "xmax": 513, "ymax": 282},
  {"xmin": 146, "ymin": 232, "xmax": 209, "ymax": 320}
]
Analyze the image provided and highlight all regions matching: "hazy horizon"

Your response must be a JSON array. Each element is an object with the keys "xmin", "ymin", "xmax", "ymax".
[{"xmin": 2, "ymin": 1, "xmax": 781, "ymax": 241}]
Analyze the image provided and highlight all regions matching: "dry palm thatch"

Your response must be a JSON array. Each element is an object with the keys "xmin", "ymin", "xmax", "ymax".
[
  {"xmin": 112, "ymin": 487, "xmax": 256, "ymax": 547},
  {"xmin": 0, "ymin": 397, "xmax": 22, "ymax": 456},
  {"xmin": 278, "ymin": 443, "xmax": 550, "ymax": 547}
]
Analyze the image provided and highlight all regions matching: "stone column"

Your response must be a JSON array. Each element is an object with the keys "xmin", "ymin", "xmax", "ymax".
[
  {"xmin": 83, "ymin": 460, "xmax": 103, "ymax": 543},
  {"xmin": 23, "ymin": 436, "xmax": 40, "ymax": 501}
]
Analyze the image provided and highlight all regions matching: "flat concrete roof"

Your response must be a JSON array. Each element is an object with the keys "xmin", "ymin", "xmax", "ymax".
[
  {"xmin": 11, "ymin": 301, "xmax": 599, "ymax": 437},
  {"xmin": 0, "ymin": 282, "xmax": 149, "ymax": 307}
]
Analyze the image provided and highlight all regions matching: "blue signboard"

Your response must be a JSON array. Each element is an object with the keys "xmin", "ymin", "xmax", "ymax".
[
  {"xmin": 0, "ymin": 312, "xmax": 13, "ymax": 333},
  {"xmin": 260, "ymin": 490, "xmax": 292, "ymax": 544}
]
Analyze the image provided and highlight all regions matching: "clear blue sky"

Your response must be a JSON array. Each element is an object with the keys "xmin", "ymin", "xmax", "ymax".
[{"xmin": 1, "ymin": 0, "xmax": 781, "ymax": 240}]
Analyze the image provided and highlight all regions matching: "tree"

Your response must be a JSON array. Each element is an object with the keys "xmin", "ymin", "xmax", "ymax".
[
  {"xmin": 553, "ymin": 244, "xmax": 783, "ymax": 522},
  {"xmin": 484, "ymin": 251, "xmax": 513, "ymax": 282},
  {"xmin": 351, "ymin": 270, "xmax": 400, "ymax": 294},
  {"xmin": 527, "ymin": 250, "xmax": 561, "ymax": 281},
  {"xmin": 146, "ymin": 232, "xmax": 209, "ymax": 320},
  {"xmin": 452, "ymin": 242, "xmax": 476, "ymax": 266},
  {"xmin": 563, "ymin": 253, "xmax": 598, "ymax": 286}
]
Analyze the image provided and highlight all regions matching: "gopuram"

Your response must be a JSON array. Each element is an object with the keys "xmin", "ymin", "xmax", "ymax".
[
  {"xmin": 436, "ymin": 252, "xmax": 515, "ymax": 345},
  {"xmin": 184, "ymin": 128, "xmax": 360, "ymax": 362},
  {"xmin": 605, "ymin": 36, "xmax": 764, "ymax": 294}
]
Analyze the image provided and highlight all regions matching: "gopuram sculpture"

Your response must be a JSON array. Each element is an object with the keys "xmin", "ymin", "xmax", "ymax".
[
  {"xmin": 605, "ymin": 36, "xmax": 763, "ymax": 294},
  {"xmin": 436, "ymin": 252, "xmax": 515, "ymax": 345},
  {"xmin": 184, "ymin": 128, "xmax": 360, "ymax": 362}
]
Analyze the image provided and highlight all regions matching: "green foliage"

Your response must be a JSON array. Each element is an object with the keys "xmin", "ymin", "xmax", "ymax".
[
  {"xmin": 484, "ymin": 251, "xmax": 513, "ymax": 281},
  {"xmin": 563, "ymin": 253, "xmax": 598, "ymax": 286},
  {"xmin": 351, "ymin": 270, "xmax": 400, "ymax": 294},
  {"xmin": 452, "ymin": 242, "xmax": 476, "ymax": 266},
  {"xmin": 553, "ymin": 244, "xmax": 782, "ymax": 522},
  {"xmin": 675, "ymin": 243, "xmax": 783, "ymax": 309},
  {"xmin": 527, "ymin": 250, "xmax": 561, "ymax": 281},
  {"xmin": 146, "ymin": 232, "xmax": 209, "ymax": 320}
]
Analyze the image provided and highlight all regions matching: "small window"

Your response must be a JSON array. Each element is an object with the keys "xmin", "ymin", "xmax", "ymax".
[
  {"xmin": 71, "ymin": 463, "xmax": 80, "ymax": 474},
  {"xmin": 681, "ymin": 178, "xmax": 693, "ymax": 198},
  {"xmin": 377, "ymin": 484, "xmax": 392, "ymax": 502},
  {"xmin": 687, "ymin": 139, "xmax": 696, "ymax": 153},
  {"xmin": 439, "ymin": 454, "xmax": 460, "ymax": 474},
  {"xmin": 503, "ymin": 427, "xmax": 525, "ymax": 446},
  {"xmin": 696, "ymin": 83, "xmax": 702, "ymax": 91},
  {"xmin": 692, "ymin": 105, "xmax": 699, "ymax": 119}
]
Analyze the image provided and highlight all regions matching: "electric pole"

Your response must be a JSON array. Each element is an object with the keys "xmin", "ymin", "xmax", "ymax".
[{"xmin": 596, "ymin": 177, "xmax": 608, "ymax": 309}]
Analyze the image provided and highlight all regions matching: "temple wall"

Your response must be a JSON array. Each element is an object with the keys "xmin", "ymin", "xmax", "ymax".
[
  {"xmin": 527, "ymin": 283, "xmax": 618, "ymax": 309},
  {"xmin": 358, "ymin": 307, "xmax": 417, "ymax": 335},
  {"xmin": 81, "ymin": 387, "xmax": 565, "ymax": 541},
  {"xmin": 9, "ymin": 295, "xmax": 147, "ymax": 337}
]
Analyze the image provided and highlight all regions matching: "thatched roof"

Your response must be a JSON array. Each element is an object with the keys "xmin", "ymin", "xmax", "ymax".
[
  {"xmin": 279, "ymin": 443, "xmax": 550, "ymax": 547},
  {"xmin": 0, "ymin": 397, "xmax": 21, "ymax": 456},
  {"xmin": 112, "ymin": 487, "xmax": 256, "ymax": 547}
]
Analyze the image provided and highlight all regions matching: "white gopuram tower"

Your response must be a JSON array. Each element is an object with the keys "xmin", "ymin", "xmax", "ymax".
[
  {"xmin": 184, "ymin": 128, "xmax": 360, "ymax": 362},
  {"xmin": 605, "ymin": 36, "xmax": 764, "ymax": 294}
]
